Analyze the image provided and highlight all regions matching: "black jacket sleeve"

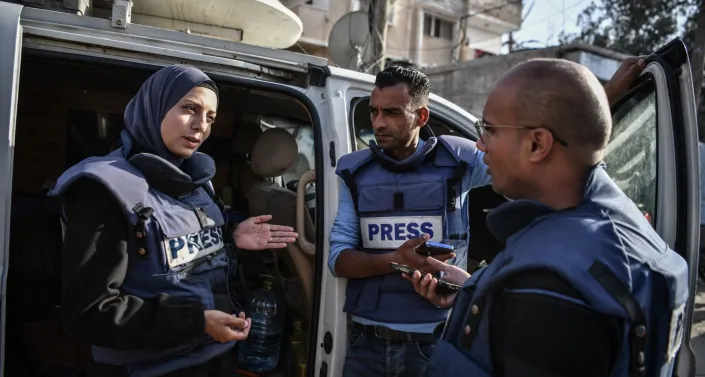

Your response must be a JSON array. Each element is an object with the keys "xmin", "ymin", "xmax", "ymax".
[
  {"xmin": 489, "ymin": 269, "xmax": 623, "ymax": 377},
  {"xmin": 60, "ymin": 178, "xmax": 207, "ymax": 350}
]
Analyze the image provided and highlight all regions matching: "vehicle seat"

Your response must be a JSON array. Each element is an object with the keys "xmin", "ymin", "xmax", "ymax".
[
  {"xmin": 229, "ymin": 121, "xmax": 264, "ymax": 212},
  {"xmin": 246, "ymin": 128, "xmax": 315, "ymax": 320}
]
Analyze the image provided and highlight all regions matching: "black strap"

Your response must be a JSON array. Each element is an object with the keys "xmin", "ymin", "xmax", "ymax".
[
  {"xmin": 340, "ymin": 169, "xmax": 359, "ymax": 214},
  {"xmin": 589, "ymin": 261, "xmax": 646, "ymax": 377},
  {"xmin": 352, "ymin": 322, "xmax": 435, "ymax": 342},
  {"xmin": 446, "ymin": 161, "xmax": 469, "ymax": 213},
  {"xmin": 203, "ymin": 182, "xmax": 226, "ymax": 212},
  {"xmin": 181, "ymin": 247, "xmax": 226, "ymax": 274},
  {"xmin": 132, "ymin": 202, "xmax": 154, "ymax": 259}
]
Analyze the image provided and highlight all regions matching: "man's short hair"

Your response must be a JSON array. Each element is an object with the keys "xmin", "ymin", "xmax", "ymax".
[
  {"xmin": 509, "ymin": 58, "xmax": 612, "ymax": 159},
  {"xmin": 374, "ymin": 66, "xmax": 431, "ymax": 108}
]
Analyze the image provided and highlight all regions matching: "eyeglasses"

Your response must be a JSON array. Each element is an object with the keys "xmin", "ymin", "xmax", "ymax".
[{"xmin": 474, "ymin": 120, "xmax": 569, "ymax": 147}]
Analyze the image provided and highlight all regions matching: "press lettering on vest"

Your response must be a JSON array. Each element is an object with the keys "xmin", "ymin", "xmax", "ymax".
[
  {"xmin": 667, "ymin": 302, "xmax": 686, "ymax": 361},
  {"xmin": 360, "ymin": 216, "xmax": 443, "ymax": 249},
  {"xmin": 164, "ymin": 227, "xmax": 224, "ymax": 268}
]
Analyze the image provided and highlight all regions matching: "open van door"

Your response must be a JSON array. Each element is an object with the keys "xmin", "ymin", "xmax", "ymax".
[
  {"xmin": 604, "ymin": 38, "xmax": 699, "ymax": 377},
  {"xmin": 0, "ymin": 2, "xmax": 21, "ymax": 377}
]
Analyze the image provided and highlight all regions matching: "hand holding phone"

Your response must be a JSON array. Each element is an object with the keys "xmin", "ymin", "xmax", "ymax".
[
  {"xmin": 416, "ymin": 241, "xmax": 455, "ymax": 257},
  {"xmin": 393, "ymin": 234, "xmax": 455, "ymax": 272},
  {"xmin": 398, "ymin": 257, "xmax": 471, "ymax": 309},
  {"xmin": 391, "ymin": 262, "xmax": 460, "ymax": 295}
]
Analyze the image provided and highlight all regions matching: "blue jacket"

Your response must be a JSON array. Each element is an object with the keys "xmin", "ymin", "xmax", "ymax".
[
  {"xmin": 426, "ymin": 165, "xmax": 689, "ymax": 377},
  {"xmin": 335, "ymin": 135, "xmax": 481, "ymax": 324},
  {"xmin": 50, "ymin": 150, "xmax": 236, "ymax": 377}
]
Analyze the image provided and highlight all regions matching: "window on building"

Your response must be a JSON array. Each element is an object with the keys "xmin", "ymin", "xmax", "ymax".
[
  {"xmin": 357, "ymin": 0, "xmax": 369, "ymax": 11},
  {"xmin": 387, "ymin": 3, "xmax": 395, "ymax": 25},
  {"xmin": 423, "ymin": 14, "xmax": 454, "ymax": 40}
]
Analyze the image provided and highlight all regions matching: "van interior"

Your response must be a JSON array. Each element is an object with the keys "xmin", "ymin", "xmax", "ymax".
[{"xmin": 5, "ymin": 54, "xmax": 319, "ymax": 377}]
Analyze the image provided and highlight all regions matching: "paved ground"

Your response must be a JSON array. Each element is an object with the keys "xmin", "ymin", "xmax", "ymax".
[{"xmin": 691, "ymin": 282, "xmax": 705, "ymax": 376}]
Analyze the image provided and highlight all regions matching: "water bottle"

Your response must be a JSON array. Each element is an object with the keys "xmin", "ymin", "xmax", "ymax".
[
  {"xmin": 237, "ymin": 276, "xmax": 284, "ymax": 373},
  {"xmin": 290, "ymin": 319, "xmax": 307, "ymax": 377}
]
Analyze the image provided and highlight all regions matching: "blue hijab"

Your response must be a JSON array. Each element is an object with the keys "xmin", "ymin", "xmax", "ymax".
[{"xmin": 119, "ymin": 65, "xmax": 219, "ymax": 195}]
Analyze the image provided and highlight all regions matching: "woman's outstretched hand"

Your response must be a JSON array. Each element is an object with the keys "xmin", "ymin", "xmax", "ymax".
[{"xmin": 234, "ymin": 214, "xmax": 298, "ymax": 250}]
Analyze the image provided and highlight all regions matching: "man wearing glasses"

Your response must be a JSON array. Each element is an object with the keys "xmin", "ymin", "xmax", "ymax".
[
  {"xmin": 328, "ymin": 66, "xmax": 490, "ymax": 377},
  {"xmin": 406, "ymin": 57, "xmax": 689, "ymax": 377}
]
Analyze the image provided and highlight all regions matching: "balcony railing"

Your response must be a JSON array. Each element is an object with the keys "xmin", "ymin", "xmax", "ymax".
[{"xmin": 467, "ymin": 0, "xmax": 522, "ymax": 31}]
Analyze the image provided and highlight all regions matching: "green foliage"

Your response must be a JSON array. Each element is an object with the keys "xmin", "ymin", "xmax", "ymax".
[
  {"xmin": 561, "ymin": 0, "xmax": 705, "ymax": 140},
  {"xmin": 559, "ymin": 0, "xmax": 699, "ymax": 55}
]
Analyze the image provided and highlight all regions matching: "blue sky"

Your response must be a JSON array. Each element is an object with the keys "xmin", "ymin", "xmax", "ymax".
[{"xmin": 507, "ymin": 0, "xmax": 592, "ymax": 51}]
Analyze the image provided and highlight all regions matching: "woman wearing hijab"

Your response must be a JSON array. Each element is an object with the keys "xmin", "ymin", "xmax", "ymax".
[{"xmin": 49, "ymin": 65, "xmax": 298, "ymax": 377}]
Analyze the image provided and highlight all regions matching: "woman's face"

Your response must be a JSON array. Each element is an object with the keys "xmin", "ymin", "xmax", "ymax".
[{"xmin": 161, "ymin": 86, "xmax": 218, "ymax": 158}]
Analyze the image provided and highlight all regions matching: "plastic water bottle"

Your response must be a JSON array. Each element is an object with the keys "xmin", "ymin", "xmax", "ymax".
[
  {"xmin": 290, "ymin": 319, "xmax": 307, "ymax": 377},
  {"xmin": 238, "ymin": 276, "xmax": 284, "ymax": 373}
]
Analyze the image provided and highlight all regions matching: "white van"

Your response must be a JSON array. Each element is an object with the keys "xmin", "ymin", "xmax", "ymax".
[{"xmin": 0, "ymin": 2, "xmax": 700, "ymax": 377}]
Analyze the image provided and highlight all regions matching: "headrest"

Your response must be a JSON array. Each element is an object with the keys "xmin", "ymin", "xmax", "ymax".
[
  {"xmin": 251, "ymin": 128, "xmax": 298, "ymax": 178},
  {"xmin": 232, "ymin": 120, "xmax": 263, "ymax": 154}
]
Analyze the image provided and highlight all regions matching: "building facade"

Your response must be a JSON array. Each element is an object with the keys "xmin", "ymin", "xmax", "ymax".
[
  {"xmin": 284, "ymin": 0, "xmax": 523, "ymax": 67},
  {"xmin": 423, "ymin": 43, "xmax": 630, "ymax": 116}
]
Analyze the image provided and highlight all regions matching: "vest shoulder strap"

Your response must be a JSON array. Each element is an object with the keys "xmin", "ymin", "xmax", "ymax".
[
  {"xmin": 49, "ymin": 156, "xmax": 149, "ymax": 224},
  {"xmin": 335, "ymin": 149, "xmax": 374, "ymax": 176},
  {"xmin": 436, "ymin": 135, "xmax": 478, "ymax": 167},
  {"xmin": 336, "ymin": 149, "xmax": 374, "ymax": 213},
  {"xmin": 436, "ymin": 136, "xmax": 479, "ymax": 211}
]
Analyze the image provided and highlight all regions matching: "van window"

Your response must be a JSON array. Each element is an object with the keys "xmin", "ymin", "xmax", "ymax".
[
  {"xmin": 604, "ymin": 79, "xmax": 657, "ymax": 225},
  {"xmin": 350, "ymin": 97, "xmax": 466, "ymax": 151}
]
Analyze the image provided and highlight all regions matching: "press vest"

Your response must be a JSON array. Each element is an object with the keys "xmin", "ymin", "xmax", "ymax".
[
  {"xmin": 50, "ymin": 150, "xmax": 237, "ymax": 377},
  {"xmin": 426, "ymin": 166, "xmax": 689, "ymax": 377},
  {"xmin": 336, "ymin": 135, "xmax": 478, "ymax": 324}
]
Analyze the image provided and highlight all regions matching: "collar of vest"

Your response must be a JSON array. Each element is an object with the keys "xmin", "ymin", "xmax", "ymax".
[
  {"xmin": 485, "ymin": 163, "xmax": 613, "ymax": 244},
  {"xmin": 124, "ymin": 150, "xmax": 216, "ymax": 198},
  {"xmin": 368, "ymin": 137, "xmax": 439, "ymax": 173}
]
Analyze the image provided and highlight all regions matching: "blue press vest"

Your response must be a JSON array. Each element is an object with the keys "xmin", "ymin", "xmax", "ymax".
[
  {"xmin": 336, "ymin": 136, "xmax": 477, "ymax": 324},
  {"xmin": 426, "ymin": 166, "xmax": 689, "ymax": 377},
  {"xmin": 50, "ymin": 150, "xmax": 237, "ymax": 377}
]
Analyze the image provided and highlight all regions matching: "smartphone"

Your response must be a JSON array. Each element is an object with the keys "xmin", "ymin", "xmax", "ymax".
[
  {"xmin": 416, "ymin": 241, "xmax": 455, "ymax": 257},
  {"xmin": 390, "ymin": 262, "xmax": 461, "ymax": 295}
]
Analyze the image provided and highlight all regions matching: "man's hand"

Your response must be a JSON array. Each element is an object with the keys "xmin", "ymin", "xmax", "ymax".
[
  {"xmin": 402, "ymin": 256, "xmax": 470, "ymax": 309},
  {"xmin": 204, "ymin": 310, "xmax": 251, "ymax": 343},
  {"xmin": 392, "ymin": 234, "xmax": 455, "ymax": 272},
  {"xmin": 604, "ymin": 56, "xmax": 646, "ymax": 105}
]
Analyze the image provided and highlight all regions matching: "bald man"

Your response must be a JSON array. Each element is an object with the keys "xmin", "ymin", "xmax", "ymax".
[{"xmin": 404, "ymin": 58, "xmax": 689, "ymax": 377}]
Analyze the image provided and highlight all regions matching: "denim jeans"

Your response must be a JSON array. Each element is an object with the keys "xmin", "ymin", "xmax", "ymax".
[{"xmin": 342, "ymin": 326, "xmax": 435, "ymax": 377}]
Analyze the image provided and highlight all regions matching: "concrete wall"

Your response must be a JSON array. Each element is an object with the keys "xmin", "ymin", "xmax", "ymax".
[{"xmin": 423, "ymin": 44, "xmax": 630, "ymax": 116}]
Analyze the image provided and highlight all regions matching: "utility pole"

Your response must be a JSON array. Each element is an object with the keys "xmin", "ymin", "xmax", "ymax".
[
  {"xmin": 369, "ymin": 0, "xmax": 389, "ymax": 74},
  {"xmin": 506, "ymin": 32, "xmax": 516, "ymax": 53}
]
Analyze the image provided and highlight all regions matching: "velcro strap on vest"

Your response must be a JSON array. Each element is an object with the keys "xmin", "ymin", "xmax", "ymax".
[
  {"xmin": 446, "ymin": 161, "xmax": 469, "ymax": 213},
  {"xmin": 340, "ymin": 169, "xmax": 359, "ymax": 214},
  {"xmin": 589, "ymin": 261, "xmax": 646, "ymax": 377}
]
